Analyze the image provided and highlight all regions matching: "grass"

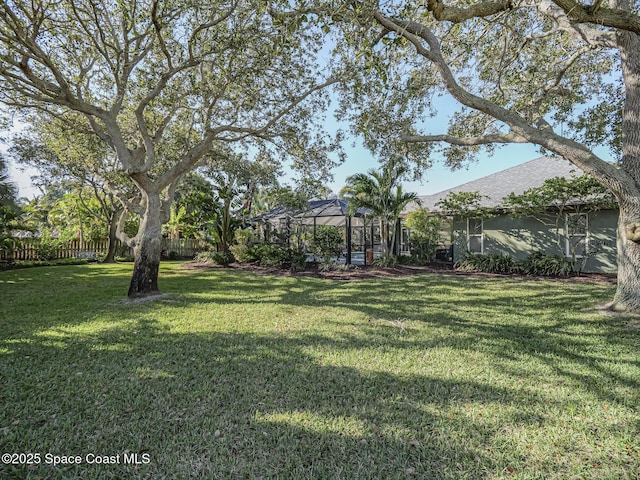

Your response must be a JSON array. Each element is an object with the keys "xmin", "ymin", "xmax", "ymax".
[
  {"xmin": 0, "ymin": 262, "xmax": 638, "ymax": 479},
  {"xmin": 0, "ymin": 258, "xmax": 94, "ymax": 271}
]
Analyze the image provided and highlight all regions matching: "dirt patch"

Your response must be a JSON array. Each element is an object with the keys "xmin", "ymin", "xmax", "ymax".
[
  {"xmin": 595, "ymin": 302, "xmax": 640, "ymax": 321},
  {"xmin": 180, "ymin": 261, "xmax": 617, "ymax": 285},
  {"xmin": 121, "ymin": 293, "xmax": 172, "ymax": 304}
]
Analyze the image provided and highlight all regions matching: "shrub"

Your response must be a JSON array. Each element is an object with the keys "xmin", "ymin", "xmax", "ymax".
[
  {"xmin": 404, "ymin": 208, "xmax": 441, "ymax": 261},
  {"xmin": 243, "ymin": 245, "xmax": 264, "ymax": 263},
  {"xmin": 309, "ymin": 226, "xmax": 343, "ymax": 265},
  {"xmin": 230, "ymin": 228, "xmax": 259, "ymax": 263},
  {"xmin": 0, "ymin": 236, "xmax": 17, "ymax": 256},
  {"xmin": 253, "ymin": 244, "xmax": 283, "ymax": 267},
  {"xmin": 455, "ymin": 251, "xmax": 575, "ymax": 277},
  {"xmin": 520, "ymin": 251, "xmax": 574, "ymax": 277},
  {"xmin": 255, "ymin": 244, "xmax": 307, "ymax": 271},
  {"xmin": 195, "ymin": 250, "xmax": 235, "ymax": 265},
  {"xmin": 289, "ymin": 251, "xmax": 308, "ymax": 272},
  {"xmin": 373, "ymin": 255, "xmax": 399, "ymax": 268},
  {"xmin": 396, "ymin": 254, "xmax": 429, "ymax": 266},
  {"xmin": 0, "ymin": 258, "xmax": 93, "ymax": 271},
  {"xmin": 318, "ymin": 261, "xmax": 351, "ymax": 272},
  {"xmin": 455, "ymin": 252, "xmax": 519, "ymax": 274},
  {"xmin": 34, "ymin": 236, "xmax": 62, "ymax": 261}
]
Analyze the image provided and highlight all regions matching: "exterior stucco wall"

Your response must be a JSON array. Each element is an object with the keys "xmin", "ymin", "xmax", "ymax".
[
  {"xmin": 584, "ymin": 210, "xmax": 618, "ymax": 273},
  {"xmin": 451, "ymin": 209, "xmax": 618, "ymax": 273}
]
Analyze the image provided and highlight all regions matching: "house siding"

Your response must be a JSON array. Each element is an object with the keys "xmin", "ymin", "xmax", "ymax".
[{"xmin": 452, "ymin": 209, "xmax": 618, "ymax": 273}]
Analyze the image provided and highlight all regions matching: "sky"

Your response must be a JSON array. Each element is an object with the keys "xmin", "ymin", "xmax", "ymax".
[{"xmin": 325, "ymin": 136, "xmax": 547, "ymax": 197}]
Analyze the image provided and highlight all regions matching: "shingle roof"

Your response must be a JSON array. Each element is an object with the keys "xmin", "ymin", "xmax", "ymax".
[{"xmin": 405, "ymin": 156, "xmax": 583, "ymax": 213}]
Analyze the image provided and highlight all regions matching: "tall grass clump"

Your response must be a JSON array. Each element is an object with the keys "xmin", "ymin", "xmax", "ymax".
[
  {"xmin": 456, "ymin": 251, "xmax": 576, "ymax": 277},
  {"xmin": 455, "ymin": 252, "xmax": 520, "ymax": 274}
]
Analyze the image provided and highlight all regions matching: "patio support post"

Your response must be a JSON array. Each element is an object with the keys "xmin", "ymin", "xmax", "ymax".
[
  {"xmin": 313, "ymin": 217, "xmax": 317, "ymax": 242},
  {"xmin": 363, "ymin": 216, "xmax": 368, "ymax": 266},
  {"xmin": 346, "ymin": 216, "xmax": 352, "ymax": 265},
  {"xmin": 370, "ymin": 222, "xmax": 375, "ymax": 264}
]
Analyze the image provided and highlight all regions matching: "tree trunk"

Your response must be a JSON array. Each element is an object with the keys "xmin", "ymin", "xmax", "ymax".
[
  {"xmin": 611, "ymin": 2, "xmax": 640, "ymax": 312},
  {"xmin": 128, "ymin": 195, "xmax": 163, "ymax": 298},
  {"xmin": 610, "ymin": 200, "xmax": 640, "ymax": 311},
  {"xmin": 380, "ymin": 219, "xmax": 390, "ymax": 258},
  {"xmin": 389, "ymin": 218, "xmax": 400, "ymax": 256},
  {"xmin": 102, "ymin": 211, "xmax": 119, "ymax": 263}
]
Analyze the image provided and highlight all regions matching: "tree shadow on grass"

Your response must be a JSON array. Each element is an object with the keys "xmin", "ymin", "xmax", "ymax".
[
  {"xmin": 1, "ymin": 266, "xmax": 639, "ymax": 478},
  {"xmin": 162, "ymin": 270, "xmax": 638, "ymax": 397},
  {"xmin": 2, "ymin": 265, "xmax": 637, "ymax": 409},
  {"xmin": 1, "ymin": 317, "xmax": 583, "ymax": 480}
]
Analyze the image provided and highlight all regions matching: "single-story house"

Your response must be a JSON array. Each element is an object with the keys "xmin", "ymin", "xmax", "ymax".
[{"xmin": 405, "ymin": 156, "xmax": 618, "ymax": 273}]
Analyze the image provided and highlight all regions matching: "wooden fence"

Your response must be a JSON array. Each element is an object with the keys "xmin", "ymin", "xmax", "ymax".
[
  {"xmin": 161, "ymin": 238, "xmax": 209, "ymax": 258},
  {"xmin": 0, "ymin": 237, "xmax": 208, "ymax": 261}
]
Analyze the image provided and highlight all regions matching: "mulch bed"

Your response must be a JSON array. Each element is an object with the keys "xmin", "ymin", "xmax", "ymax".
[{"xmin": 181, "ymin": 261, "xmax": 618, "ymax": 285}]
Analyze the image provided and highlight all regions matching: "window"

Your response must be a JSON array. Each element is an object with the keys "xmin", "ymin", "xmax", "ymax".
[
  {"xmin": 400, "ymin": 226, "xmax": 411, "ymax": 254},
  {"xmin": 467, "ymin": 218, "xmax": 483, "ymax": 254},
  {"xmin": 566, "ymin": 213, "xmax": 588, "ymax": 258}
]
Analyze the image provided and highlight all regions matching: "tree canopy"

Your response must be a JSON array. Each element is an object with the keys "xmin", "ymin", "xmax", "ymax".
[
  {"xmin": 0, "ymin": 0, "xmax": 341, "ymax": 296},
  {"xmin": 332, "ymin": 0, "xmax": 640, "ymax": 312}
]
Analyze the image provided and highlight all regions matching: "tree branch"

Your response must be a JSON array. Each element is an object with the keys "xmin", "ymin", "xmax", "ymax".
[
  {"xmin": 426, "ymin": 0, "xmax": 514, "ymax": 22},
  {"xmin": 527, "ymin": 45, "xmax": 593, "ymax": 110},
  {"xmin": 530, "ymin": 0, "xmax": 617, "ymax": 47},
  {"xmin": 155, "ymin": 77, "xmax": 340, "ymax": 190},
  {"xmin": 401, "ymin": 133, "xmax": 528, "ymax": 145},
  {"xmin": 131, "ymin": 61, "xmax": 198, "ymax": 174},
  {"xmin": 373, "ymin": 11, "xmax": 637, "ymax": 200},
  {"xmin": 151, "ymin": 0, "xmax": 173, "ymax": 71},
  {"xmin": 551, "ymin": 0, "xmax": 640, "ymax": 35},
  {"xmin": 115, "ymin": 209, "xmax": 135, "ymax": 248},
  {"xmin": 188, "ymin": 1, "xmax": 238, "ymax": 59},
  {"xmin": 426, "ymin": 0, "xmax": 640, "ymax": 35},
  {"xmin": 77, "ymin": 187, "xmax": 107, "ymax": 223},
  {"xmin": 100, "ymin": 177, "xmax": 144, "ymax": 216}
]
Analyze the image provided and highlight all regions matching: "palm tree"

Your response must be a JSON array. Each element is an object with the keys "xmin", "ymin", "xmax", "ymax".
[
  {"xmin": 0, "ymin": 157, "xmax": 20, "ymax": 253},
  {"xmin": 341, "ymin": 160, "xmax": 418, "ymax": 259}
]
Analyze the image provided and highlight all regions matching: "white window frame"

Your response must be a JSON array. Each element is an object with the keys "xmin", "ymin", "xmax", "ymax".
[
  {"xmin": 400, "ymin": 225, "xmax": 411, "ymax": 254},
  {"xmin": 565, "ymin": 212, "xmax": 589, "ymax": 258},
  {"xmin": 467, "ymin": 217, "xmax": 484, "ymax": 254}
]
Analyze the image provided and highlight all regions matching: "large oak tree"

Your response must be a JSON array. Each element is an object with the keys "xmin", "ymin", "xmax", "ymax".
[
  {"xmin": 335, "ymin": 0, "xmax": 640, "ymax": 312},
  {"xmin": 0, "ymin": 0, "xmax": 339, "ymax": 297}
]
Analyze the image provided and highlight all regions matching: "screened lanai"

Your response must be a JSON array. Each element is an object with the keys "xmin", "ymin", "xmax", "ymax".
[{"xmin": 252, "ymin": 199, "xmax": 395, "ymax": 265}]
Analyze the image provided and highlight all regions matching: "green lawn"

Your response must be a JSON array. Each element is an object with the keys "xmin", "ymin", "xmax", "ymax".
[{"xmin": 1, "ymin": 263, "xmax": 638, "ymax": 479}]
